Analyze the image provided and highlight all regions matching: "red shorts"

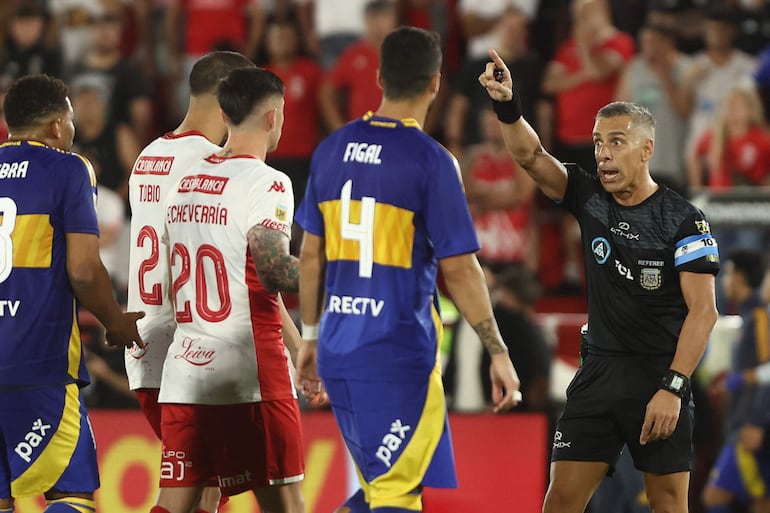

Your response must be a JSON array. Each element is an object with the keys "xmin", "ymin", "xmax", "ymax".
[
  {"xmin": 135, "ymin": 388, "xmax": 162, "ymax": 439},
  {"xmin": 160, "ymin": 399, "xmax": 304, "ymax": 496}
]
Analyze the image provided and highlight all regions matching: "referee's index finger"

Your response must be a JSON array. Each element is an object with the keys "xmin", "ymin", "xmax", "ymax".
[{"xmin": 489, "ymin": 48, "xmax": 505, "ymax": 68}]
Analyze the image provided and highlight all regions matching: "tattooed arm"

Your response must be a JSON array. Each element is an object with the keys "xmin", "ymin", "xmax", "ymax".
[
  {"xmin": 439, "ymin": 253, "xmax": 521, "ymax": 412},
  {"xmin": 247, "ymin": 225, "xmax": 299, "ymax": 293}
]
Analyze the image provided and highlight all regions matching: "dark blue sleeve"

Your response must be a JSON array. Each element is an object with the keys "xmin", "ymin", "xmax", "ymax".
[
  {"xmin": 422, "ymin": 146, "xmax": 479, "ymax": 259},
  {"xmin": 294, "ymin": 150, "xmax": 325, "ymax": 236},
  {"xmin": 62, "ymin": 154, "xmax": 99, "ymax": 235}
]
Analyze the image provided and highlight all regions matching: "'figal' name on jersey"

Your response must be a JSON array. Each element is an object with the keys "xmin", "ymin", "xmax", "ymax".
[{"xmin": 343, "ymin": 142, "xmax": 382, "ymax": 164}]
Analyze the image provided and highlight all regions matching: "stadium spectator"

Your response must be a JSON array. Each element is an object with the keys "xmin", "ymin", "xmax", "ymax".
[
  {"xmin": 296, "ymin": 26, "xmax": 521, "ymax": 513},
  {"xmin": 616, "ymin": 23, "xmax": 691, "ymax": 195},
  {"xmin": 681, "ymin": 5, "xmax": 756, "ymax": 153},
  {"xmin": 463, "ymin": 105, "xmax": 538, "ymax": 271},
  {"xmin": 47, "ymin": 0, "xmax": 105, "ymax": 67},
  {"xmin": 458, "ymin": 0, "xmax": 539, "ymax": 59},
  {"xmin": 702, "ymin": 250, "xmax": 770, "ymax": 513},
  {"xmin": 446, "ymin": 5, "xmax": 544, "ymax": 159},
  {"xmin": 69, "ymin": 3, "xmax": 154, "ymax": 143},
  {"xmin": 0, "ymin": 72, "xmax": 144, "ymax": 513},
  {"xmin": 264, "ymin": 19, "xmax": 323, "ymax": 210},
  {"xmin": 165, "ymin": 0, "xmax": 265, "ymax": 121},
  {"xmin": 71, "ymin": 76, "xmax": 141, "ymax": 205},
  {"xmin": 294, "ymin": 0, "xmax": 369, "ymax": 69},
  {"xmin": 318, "ymin": 0, "xmax": 397, "ymax": 131},
  {"xmin": 483, "ymin": 51, "xmax": 720, "ymax": 513},
  {"xmin": 152, "ymin": 67, "xmax": 305, "ymax": 513},
  {"xmin": 0, "ymin": 2, "xmax": 61, "ymax": 82},
  {"xmin": 687, "ymin": 84, "xmax": 770, "ymax": 191}
]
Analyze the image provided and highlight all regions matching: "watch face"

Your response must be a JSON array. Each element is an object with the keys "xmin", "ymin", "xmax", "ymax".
[{"xmin": 670, "ymin": 375, "xmax": 685, "ymax": 391}]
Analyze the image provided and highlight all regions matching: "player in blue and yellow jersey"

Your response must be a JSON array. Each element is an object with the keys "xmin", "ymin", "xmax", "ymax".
[
  {"xmin": 295, "ymin": 27, "xmax": 521, "ymax": 513},
  {"xmin": 0, "ymin": 74, "xmax": 144, "ymax": 513}
]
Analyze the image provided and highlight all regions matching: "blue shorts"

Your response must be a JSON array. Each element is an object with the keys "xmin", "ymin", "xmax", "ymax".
[
  {"xmin": 0, "ymin": 384, "xmax": 99, "ymax": 499},
  {"xmin": 708, "ymin": 441, "xmax": 770, "ymax": 502},
  {"xmin": 323, "ymin": 367, "xmax": 457, "ymax": 510}
]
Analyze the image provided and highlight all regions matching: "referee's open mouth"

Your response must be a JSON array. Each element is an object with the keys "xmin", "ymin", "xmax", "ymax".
[{"xmin": 599, "ymin": 168, "xmax": 619, "ymax": 183}]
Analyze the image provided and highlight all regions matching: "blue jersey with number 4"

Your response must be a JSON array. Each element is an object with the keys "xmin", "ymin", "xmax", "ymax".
[
  {"xmin": 0, "ymin": 140, "xmax": 98, "ymax": 388},
  {"xmin": 295, "ymin": 113, "xmax": 479, "ymax": 382}
]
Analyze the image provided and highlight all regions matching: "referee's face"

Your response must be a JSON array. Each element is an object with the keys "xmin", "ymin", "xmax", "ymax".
[{"xmin": 592, "ymin": 115, "xmax": 649, "ymax": 197}]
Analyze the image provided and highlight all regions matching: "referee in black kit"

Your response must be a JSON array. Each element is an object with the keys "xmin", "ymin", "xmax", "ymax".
[{"xmin": 480, "ymin": 49, "xmax": 720, "ymax": 513}]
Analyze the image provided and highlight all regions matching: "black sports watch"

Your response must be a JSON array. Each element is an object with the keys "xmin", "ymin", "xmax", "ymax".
[{"xmin": 659, "ymin": 369, "xmax": 690, "ymax": 399}]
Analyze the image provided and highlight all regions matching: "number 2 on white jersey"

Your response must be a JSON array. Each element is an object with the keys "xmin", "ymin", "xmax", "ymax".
[
  {"xmin": 340, "ymin": 180, "xmax": 375, "ymax": 278},
  {"xmin": 0, "ymin": 197, "xmax": 18, "ymax": 283}
]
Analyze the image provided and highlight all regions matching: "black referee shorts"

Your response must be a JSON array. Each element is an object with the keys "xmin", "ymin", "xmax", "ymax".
[{"xmin": 552, "ymin": 353, "xmax": 694, "ymax": 474}]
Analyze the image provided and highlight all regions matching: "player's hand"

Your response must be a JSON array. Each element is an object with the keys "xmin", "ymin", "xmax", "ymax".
[
  {"xmin": 489, "ymin": 352, "xmax": 522, "ymax": 413},
  {"xmin": 478, "ymin": 49, "xmax": 514, "ymax": 103},
  {"xmin": 639, "ymin": 389, "xmax": 681, "ymax": 445},
  {"xmin": 296, "ymin": 340, "xmax": 328, "ymax": 407},
  {"xmin": 739, "ymin": 424, "xmax": 764, "ymax": 452},
  {"xmin": 104, "ymin": 311, "xmax": 146, "ymax": 349}
]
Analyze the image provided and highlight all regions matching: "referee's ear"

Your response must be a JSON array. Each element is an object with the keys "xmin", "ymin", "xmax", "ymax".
[{"xmin": 641, "ymin": 137, "xmax": 654, "ymax": 163}]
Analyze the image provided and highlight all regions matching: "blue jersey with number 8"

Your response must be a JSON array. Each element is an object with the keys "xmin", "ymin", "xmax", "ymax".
[
  {"xmin": 0, "ymin": 140, "xmax": 98, "ymax": 388},
  {"xmin": 295, "ymin": 113, "xmax": 479, "ymax": 382}
]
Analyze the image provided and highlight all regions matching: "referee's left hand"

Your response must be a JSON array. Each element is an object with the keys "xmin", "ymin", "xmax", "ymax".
[{"xmin": 639, "ymin": 390, "xmax": 681, "ymax": 445}]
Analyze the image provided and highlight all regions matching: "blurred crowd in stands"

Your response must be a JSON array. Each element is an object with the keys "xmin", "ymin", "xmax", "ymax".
[{"xmin": 4, "ymin": 0, "xmax": 770, "ymax": 510}]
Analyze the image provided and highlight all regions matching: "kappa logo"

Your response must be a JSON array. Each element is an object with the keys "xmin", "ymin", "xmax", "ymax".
[
  {"xmin": 268, "ymin": 181, "xmax": 285, "ymax": 193},
  {"xmin": 591, "ymin": 237, "xmax": 611, "ymax": 264},
  {"xmin": 553, "ymin": 431, "xmax": 571, "ymax": 449}
]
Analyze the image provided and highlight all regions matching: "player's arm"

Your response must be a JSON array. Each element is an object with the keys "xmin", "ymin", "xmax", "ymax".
[
  {"xmin": 296, "ymin": 231, "xmax": 326, "ymax": 402},
  {"xmin": 479, "ymin": 49, "xmax": 568, "ymax": 202},
  {"xmin": 439, "ymin": 252, "xmax": 521, "ymax": 412},
  {"xmin": 279, "ymin": 294, "xmax": 301, "ymax": 367},
  {"xmin": 247, "ymin": 225, "xmax": 299, "ymax": 293},
  {"xmin": 66, "ymin": 232, "xmax": 145, "ymax": 347},
  {"xmin": 640, "ymin": 271, "xmax": 717, "ymax": 445}
]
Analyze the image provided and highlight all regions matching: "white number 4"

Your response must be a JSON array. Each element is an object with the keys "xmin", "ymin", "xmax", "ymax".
[{"xmin": 340, "ymin": 180, "xmax": 375, "ymax": 278}]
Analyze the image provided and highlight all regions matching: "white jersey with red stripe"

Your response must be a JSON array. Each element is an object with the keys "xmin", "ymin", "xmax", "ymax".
[
  {"xmin": 126, "ymin": 131, "xmax": 220, "ymax": 390},
  {"xmin": 158, "ymin": 154, "xmax": 295, "ymax": 405}
]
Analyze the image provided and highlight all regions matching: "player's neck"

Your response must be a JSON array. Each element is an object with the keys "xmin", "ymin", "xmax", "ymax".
[
  {"xmin": 375, "ymin": 98, "xmax": 430, "ymax": 128},
  {"xmin": 219, "ymin": 132, "xmax": 268, "ymax": 160},
  {"xmin": 176, "ymin": 97, "xmax": 226, "ymax": 145}
]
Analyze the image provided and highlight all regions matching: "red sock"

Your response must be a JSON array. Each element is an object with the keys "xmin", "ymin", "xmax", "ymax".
[
  {"xmin": 150, "ymin": 507, "xmax": 171, "ymax": 513},
  {"xmin": 219, "ymin": 494, "xmax": 230, "ymax": 508}
]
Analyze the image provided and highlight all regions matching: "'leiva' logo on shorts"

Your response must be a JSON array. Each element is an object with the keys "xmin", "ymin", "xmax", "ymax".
[{"xmin": 174, "ymin": 337, "xmax": 216, "ymax": 366}]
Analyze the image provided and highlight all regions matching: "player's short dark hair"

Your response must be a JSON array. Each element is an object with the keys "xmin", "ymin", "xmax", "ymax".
[
  {"xmin": 379, "ymin": 26, "xmax": 442, "ymax": 101},
  {"xmin": 189, "ymin": 51, "xmax": 255, "ymax": 96},
  {"xmin": 217, "ymin": 68, "xmax": 284, "ymax": 126},
  {"xmin": 4, "ymin": 74, "xmax": 69, "ymax": 131},
  {"xmin": 596, "ymin": 101, "xmax": 656, "ymax": 136},
  {"xmin": 728, "ymin": 249, "xmax": 766, "ymax": 290}
]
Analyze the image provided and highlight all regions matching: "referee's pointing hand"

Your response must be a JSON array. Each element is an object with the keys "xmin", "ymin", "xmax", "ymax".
[{"xmin": 479, "ymin": 49, "xmax": 513, "ymax": 102}]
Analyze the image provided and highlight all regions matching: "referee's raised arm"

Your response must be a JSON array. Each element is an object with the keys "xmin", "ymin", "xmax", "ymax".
[{"xmin": 479, "ymin": 48, "xmax": 569, "ymax": 202}]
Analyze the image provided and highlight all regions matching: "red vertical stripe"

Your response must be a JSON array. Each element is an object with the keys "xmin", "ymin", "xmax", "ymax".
[{"xmin": 244, "ymin": 248, "xmax": 293, "ymax": 401}]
